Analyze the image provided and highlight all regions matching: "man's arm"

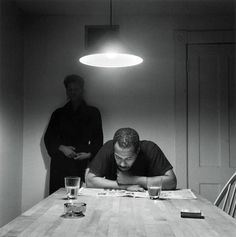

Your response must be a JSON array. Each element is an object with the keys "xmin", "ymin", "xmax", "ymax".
[
  {"xmin": 147, "ymin": 169, "xmax": 177, "ymax": 190},
  {"xmin": 85, "ymin": 169, "xmax": 142, "ymax": 190},
  {"xmin": 85, "ymin": 170, "xmax": 120, "ymax": 189},
  {"xmin": 117, "ymin": 169, "xmax": 177, "ymax": 190}
]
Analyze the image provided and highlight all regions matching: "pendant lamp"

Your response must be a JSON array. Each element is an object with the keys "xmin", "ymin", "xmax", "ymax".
[{"xmin": 79, "ymin": 0, "xmax": 143, "ymax": 68}]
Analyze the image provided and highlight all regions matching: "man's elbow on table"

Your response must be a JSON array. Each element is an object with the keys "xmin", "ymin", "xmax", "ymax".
[
  {"xmin": 85, "ymin": 170, "xmax": 96, "ymax": 188},
  {"xmin": 165, "ymin": 176, "xmax": 177, "ymax": 190},
  {"xmin": 164, "ymin": 170, "xmax": 177, "ymax": 190}
]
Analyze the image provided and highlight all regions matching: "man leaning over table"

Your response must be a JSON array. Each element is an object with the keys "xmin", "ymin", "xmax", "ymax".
[{"xmin": 86, "ymin": 127, "xmax": 177, "ymax": 191}]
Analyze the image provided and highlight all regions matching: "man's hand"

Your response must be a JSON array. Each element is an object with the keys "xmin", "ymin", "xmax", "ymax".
[
  {"xmin": 117, "ymin": 171, "xmax": 138, "ymax": 185},
  {"xmin": 74, "ymin": 152, "xmax": 91, "ymax": 160},
  {"xmin": 126, "ymin": 185, "xmax": 145, "ymax": 192},
  {"xmin": 58, "ymin": 145, "xmax": 77, "ymax": 158}
]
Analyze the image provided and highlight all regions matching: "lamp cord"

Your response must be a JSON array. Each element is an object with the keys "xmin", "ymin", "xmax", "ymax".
[{"xmin": 110, "ymin": 0, "xmax": 113, "ymax": 26}]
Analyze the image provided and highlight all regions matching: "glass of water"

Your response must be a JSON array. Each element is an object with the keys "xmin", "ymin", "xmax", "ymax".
[
  {"xmin": 64, "ymin": 176, "xmax": 80, "ymax": 199},
  {"xmin": 147, "ymin": 177, "xmax": 162, "ymax": 200}
]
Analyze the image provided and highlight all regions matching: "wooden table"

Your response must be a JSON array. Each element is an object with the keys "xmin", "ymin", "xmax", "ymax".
[{"xmin": 1, "ymin": 188, "xmax": 236, "ymax": 237}]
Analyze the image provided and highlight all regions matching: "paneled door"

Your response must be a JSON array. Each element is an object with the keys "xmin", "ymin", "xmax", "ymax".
[{"xmin": 187, "ymin": 44, "xmax": 236, "ymax": 203}]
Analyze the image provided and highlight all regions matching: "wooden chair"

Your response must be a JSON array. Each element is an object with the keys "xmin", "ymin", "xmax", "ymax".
[{"xmin": 214, "ymin": 171, "xmax": 236, "ymax": 218}]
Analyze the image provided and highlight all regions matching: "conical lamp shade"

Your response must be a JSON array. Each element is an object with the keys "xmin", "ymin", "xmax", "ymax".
[{"xmin": 79, "ymin": 25, "xmax": 143, "ymax": 68}]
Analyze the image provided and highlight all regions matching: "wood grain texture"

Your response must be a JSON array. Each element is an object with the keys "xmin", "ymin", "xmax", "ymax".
[{"xmin": 1, "ymin": 189, "xmax": 236, "ymax": 237}]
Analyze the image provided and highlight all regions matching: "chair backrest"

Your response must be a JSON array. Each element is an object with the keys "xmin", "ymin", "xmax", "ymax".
[{"xmin": 214, "ymin": 171, "xmax": 236, "ymax": 218}]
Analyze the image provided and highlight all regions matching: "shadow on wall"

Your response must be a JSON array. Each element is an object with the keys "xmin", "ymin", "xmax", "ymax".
[{"xmin": 40, "ymin": 126, "xmax": 50, "ymax": 198}]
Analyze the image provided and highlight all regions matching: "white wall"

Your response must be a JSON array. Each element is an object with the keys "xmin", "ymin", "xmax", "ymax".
[
  {"xmin": 21, "ymin": 12, "xmax": 234, "ymax": 212},
  {"xmin": 0, "ymin": 0, "xmax": 23, "ymax": 227}
]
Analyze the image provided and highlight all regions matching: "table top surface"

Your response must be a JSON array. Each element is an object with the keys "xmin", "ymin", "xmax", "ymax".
[{"xmin": 1, "ymin": 188, "xmax": 236, "ymax": 237}]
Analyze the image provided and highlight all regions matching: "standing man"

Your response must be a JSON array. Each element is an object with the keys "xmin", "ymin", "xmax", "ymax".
[
  {"xmin": 44, "ymin": 74, "xmax": 103, "ymax": 194},
  {"xmin": 86, "ymin": 128, "xmax": 176, "ymax": 191}
]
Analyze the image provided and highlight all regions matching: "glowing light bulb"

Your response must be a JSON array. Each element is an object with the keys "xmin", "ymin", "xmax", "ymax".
[{"xmin": 105, "ymin": 53, "xmax": 117, "ymax": 59}]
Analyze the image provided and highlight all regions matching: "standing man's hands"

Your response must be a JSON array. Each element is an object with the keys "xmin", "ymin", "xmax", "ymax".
[
  {"xmin": 126, "ymin": 185, "xmax": 145, "ymax": 192},
  {"xmin": 59, "ymin": 145, "xmax": 77, "ymax": 158},
  {"xmin": 59, "ymin": 145, "xmax": 91, "ymax": 161}
]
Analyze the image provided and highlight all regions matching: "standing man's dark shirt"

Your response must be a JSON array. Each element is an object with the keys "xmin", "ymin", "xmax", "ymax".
[{"xmin": 45, "ymin": 100, "xmax": 103, "ymax": 194}]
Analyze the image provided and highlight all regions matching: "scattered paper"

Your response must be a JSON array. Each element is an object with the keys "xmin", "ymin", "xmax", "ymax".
[
  {"xmin": 79, "ymin": 188, "xmax": 147, "ymax": 198},
  {"xmin": 78, "ymin": 188, "xmax": 196, "ymax": 199}
]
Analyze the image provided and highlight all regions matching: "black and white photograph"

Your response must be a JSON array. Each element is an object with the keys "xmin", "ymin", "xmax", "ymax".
[{"xmin": 0, "ymin": 0, "xmax": 235, "ymax": 235}]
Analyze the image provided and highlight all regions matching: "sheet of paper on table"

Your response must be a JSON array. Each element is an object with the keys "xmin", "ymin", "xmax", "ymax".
[
  {"xmin": 78, "ymin": 188, "xmax": 147, "ymax": 198},
  {"xmin": 78, "ymin": 188, "xmax": 196, "ymax": 199},
  {"xmin": 161, "ymin": 189, "xmax": 197, "ymax": 199}
]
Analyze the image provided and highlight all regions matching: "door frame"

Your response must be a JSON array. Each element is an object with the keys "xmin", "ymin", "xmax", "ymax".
[{"xmin": 174, "ymin": 30, "xmax": 235, "ymax": 189}]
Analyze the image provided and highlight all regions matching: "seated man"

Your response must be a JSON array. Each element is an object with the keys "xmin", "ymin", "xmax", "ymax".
[{"xmin": 86, "ymin": 127, "xmax": 177, "ymax": 191}]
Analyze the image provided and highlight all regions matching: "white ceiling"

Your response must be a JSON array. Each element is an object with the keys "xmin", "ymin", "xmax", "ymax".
[{"xmin": 14, "ymin": 0, "xmax": 235, "ymax": 16}]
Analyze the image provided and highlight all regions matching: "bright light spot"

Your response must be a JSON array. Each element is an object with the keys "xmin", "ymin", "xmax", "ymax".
[
  {"xmin": 105, "ymin": 53, "xmax": 117, "ymax": 59},
  {"xmin": 79, "ymin": 53, "xmax": 143, "ymax": 68}
]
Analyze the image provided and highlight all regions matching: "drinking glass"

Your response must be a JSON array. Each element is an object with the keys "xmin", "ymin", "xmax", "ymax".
[
  {"xmin": 64, "ymin": 176, "xmax": 80, "ymax": 199},
  {"xmin": 148, "ymin": 178, "xmax": 162, "ymax": 200}
]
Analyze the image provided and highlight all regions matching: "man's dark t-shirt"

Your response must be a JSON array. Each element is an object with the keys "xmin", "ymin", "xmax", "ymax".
[{"xmin": 89, "ymin": 140, "xmax": 173, "ymax": 180}]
